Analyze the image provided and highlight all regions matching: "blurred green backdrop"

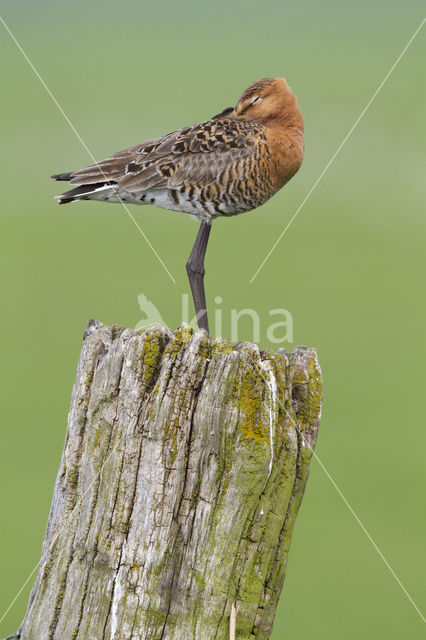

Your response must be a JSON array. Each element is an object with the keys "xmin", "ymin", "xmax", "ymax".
[{"xmin": 1, "ymin": 1, "xmax": 425, "ymax": 637}]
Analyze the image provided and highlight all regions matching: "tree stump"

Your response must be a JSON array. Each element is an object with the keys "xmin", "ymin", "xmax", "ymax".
[{"xmin": 13, "ymin": 320, "xmax": 322, "ymax": 640}]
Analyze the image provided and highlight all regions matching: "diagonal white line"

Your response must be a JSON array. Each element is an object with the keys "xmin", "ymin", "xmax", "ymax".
[
  {"xmin": 249, "ymin": 355, "xmax": 426, "ymax": 625},
  {"xmin": 249, "ymin": 16, "xmax": 426, "ymax": 284},
  {"xmin": 0, "ymin": 564, "xmax": 38, "ymax": 634},
  {"xmin": 0, "ymin": 15, "xmax": 176, "ymax": 284},
  {"xmin": 305, "ymin": 434, "xmax": 426, "ymax": 624}
]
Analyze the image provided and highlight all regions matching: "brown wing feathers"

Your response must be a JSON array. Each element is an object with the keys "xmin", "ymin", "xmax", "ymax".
[{"xmin": 52, "ymin": 115, "xmax": 264, "ymax": 204}]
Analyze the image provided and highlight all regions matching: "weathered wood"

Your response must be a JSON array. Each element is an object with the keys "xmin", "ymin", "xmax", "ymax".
[{"xmin": 13, "ymin": 320, "xmax": 322, "ymax": 640}]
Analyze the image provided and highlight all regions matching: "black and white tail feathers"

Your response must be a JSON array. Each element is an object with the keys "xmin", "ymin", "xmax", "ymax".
[{"xmin": 51, "ymin": 173, "xmax": 116, "ymax": 204}]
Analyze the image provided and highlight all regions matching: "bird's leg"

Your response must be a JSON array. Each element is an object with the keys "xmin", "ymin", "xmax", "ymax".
[{"xmin": 186, "ymin": 220, "xmax": 212, "ymax": 333}]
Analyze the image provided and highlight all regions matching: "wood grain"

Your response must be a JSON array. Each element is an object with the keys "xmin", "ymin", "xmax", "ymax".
[{"xmin": 16, "ymin": 320, "xmax": 322, "ymax": 640}]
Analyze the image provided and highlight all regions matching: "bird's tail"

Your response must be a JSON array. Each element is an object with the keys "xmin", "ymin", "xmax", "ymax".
[{"xmin": 51, "ymin": 173, "xmax": 115, "ymax": 204}]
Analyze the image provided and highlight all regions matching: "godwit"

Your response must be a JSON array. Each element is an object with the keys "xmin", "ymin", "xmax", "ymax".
[{"xmin": 52, "ymin": 78, "xmax": 304, "ymax": 333}]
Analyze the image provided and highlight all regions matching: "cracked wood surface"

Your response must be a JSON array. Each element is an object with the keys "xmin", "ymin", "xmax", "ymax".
[{"xmin": 17, "ymin": 320, "xmax": 322, "ymax": 640}]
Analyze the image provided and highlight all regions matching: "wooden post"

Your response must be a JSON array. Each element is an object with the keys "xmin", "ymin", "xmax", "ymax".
[{"xmin": 9, "ymin": 320, "xmax": 322, "ymax": 640}]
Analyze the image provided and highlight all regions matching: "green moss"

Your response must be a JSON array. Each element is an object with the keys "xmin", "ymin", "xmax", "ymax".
[
  {"xmin": 293, "ymin": 354, "xmax": 322, "ymax": 426},
  {"xmin": 67, "ymin": 464, "xmax": 79, "ymax": 488},
  {"xmin": 66, "ymin": 463, "xmax": 80, "ymax": 510},
  {"xmin": 76, "ymin": 408, "xmax": 87, "ymax": 428},
  {"xmin": 235, "ymin": 360, "xmax": 267, "ymax": 443},
  {"xmin": 163, "ymin": 420, "xmax": 179, "ymax": 464},
  {"xmin": 214, "ymin": 338, "xmax": 233, "ymax": 355},
  {"xmin": 40, "ymin": 538, "xmax": 58, "ymax": 596},
  {"xmin": 110, "ymin": 323, "xmax": 125, "ymax": 341},
  {"xmin": 84, "ymin": 372, "xmax": 93, "ymax": 390},
  {"xmin": 146, "ymin": 553, "xmax": 168, "ymax": 581},
  {"xmin": 165, "ymin": 325, "xmax": 193, "ymax": 359},
  {"xmin": 224, "ymin": 432, "xmax": 236, "ymax": 474},
  {"xmin": 141, "ymin": 332, "xmax": 163, "ymax": 387},
  {"xmin": 94, "ymin": 531, "xmax": 100, "ymax": 552},
  {"xmin": 92, "ymin": 423, "xmax": 103, "ymax": 450},
  {"xmin": 197, "ymin": 338, "xmax": 211, "ymax": 362},
  {"xmin": 48, "ymin": 553, "xmax": 73, "ymax": 636},
  {"xmin": 213, "ymin": 431, "xmax": 236, "ymax": 511},
  {"xmin": 143, "ymin": 607, "xmax": 167, "ymax": 633},
  {"xmin": 298, "ymin": 445, "xmax": 312, "ymax": 467},
  {"xmin": 192, "ymin": 567, "xmax": 206, "ymax": 592}
]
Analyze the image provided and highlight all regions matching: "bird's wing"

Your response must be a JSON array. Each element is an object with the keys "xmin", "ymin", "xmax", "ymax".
[{"xmin": 60, "ymin": 115, "xmax": 265, "ymax": 193}]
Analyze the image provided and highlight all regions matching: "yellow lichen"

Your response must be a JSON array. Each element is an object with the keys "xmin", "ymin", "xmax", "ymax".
[
  {"xmin": 235, "ymin": 360, "xmax": 268, "ymax": 443},
  {"xmin": 213, "ymin": 338, "xmax": 233, "ymax": 355},
  {"xmin": 292, "ymin": 353, "xmax": 322, "ymax": 426},
  {"xmin": 165, "ymin": 325, "xmax": 193, "ymax": 359},
  {"xmin": 141, "ymin": 332, "xmax": 163, "ymax": 386}
]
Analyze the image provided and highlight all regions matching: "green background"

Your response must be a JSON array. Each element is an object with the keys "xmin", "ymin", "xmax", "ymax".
[{"xmin": 1, "ymin": 1, "xmax": 425, "ymax": 637}]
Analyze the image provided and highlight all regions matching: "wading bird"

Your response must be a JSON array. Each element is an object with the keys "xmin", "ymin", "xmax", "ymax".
[{"xmin": 52, "ymin": 78, "xmax": 304, "ymax": 333}]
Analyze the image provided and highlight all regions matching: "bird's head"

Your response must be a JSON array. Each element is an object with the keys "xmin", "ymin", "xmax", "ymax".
[{"xmin": 234, "ymin": 77, "xmax": 302, "ymax": 126}]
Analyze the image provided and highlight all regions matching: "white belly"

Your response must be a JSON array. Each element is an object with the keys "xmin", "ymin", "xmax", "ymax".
[{"xmin": 89, "ymin": 185, "xmax": 254, "ymax": 220}]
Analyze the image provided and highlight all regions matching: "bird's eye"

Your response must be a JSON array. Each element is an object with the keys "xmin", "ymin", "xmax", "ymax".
[{"xmin": 251, "ymin": 96, "xmax": 262, "ymax": 105}]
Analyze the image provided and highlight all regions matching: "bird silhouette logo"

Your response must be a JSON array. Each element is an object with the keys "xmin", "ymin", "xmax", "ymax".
[{"xmin": 135, "ymin": 294, "xmax": 168, "ymax": 332}]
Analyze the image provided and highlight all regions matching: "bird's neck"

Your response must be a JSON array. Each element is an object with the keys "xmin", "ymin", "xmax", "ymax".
[
  {"xmin": 276, "ymin": 98, "xmax": 304, "ymax": 131},
  {"xmin": 269, "ymin": 103, "xmax": 304, "ymax": 153},
  {"xmin": 265, "ymin": 102, "xmax": 305, "ymax": 188}
]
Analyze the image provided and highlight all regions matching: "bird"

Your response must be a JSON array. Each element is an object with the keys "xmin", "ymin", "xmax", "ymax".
[{"xmin": 52, "ymin": 77, "xmax": 304, "ymax": 333}]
